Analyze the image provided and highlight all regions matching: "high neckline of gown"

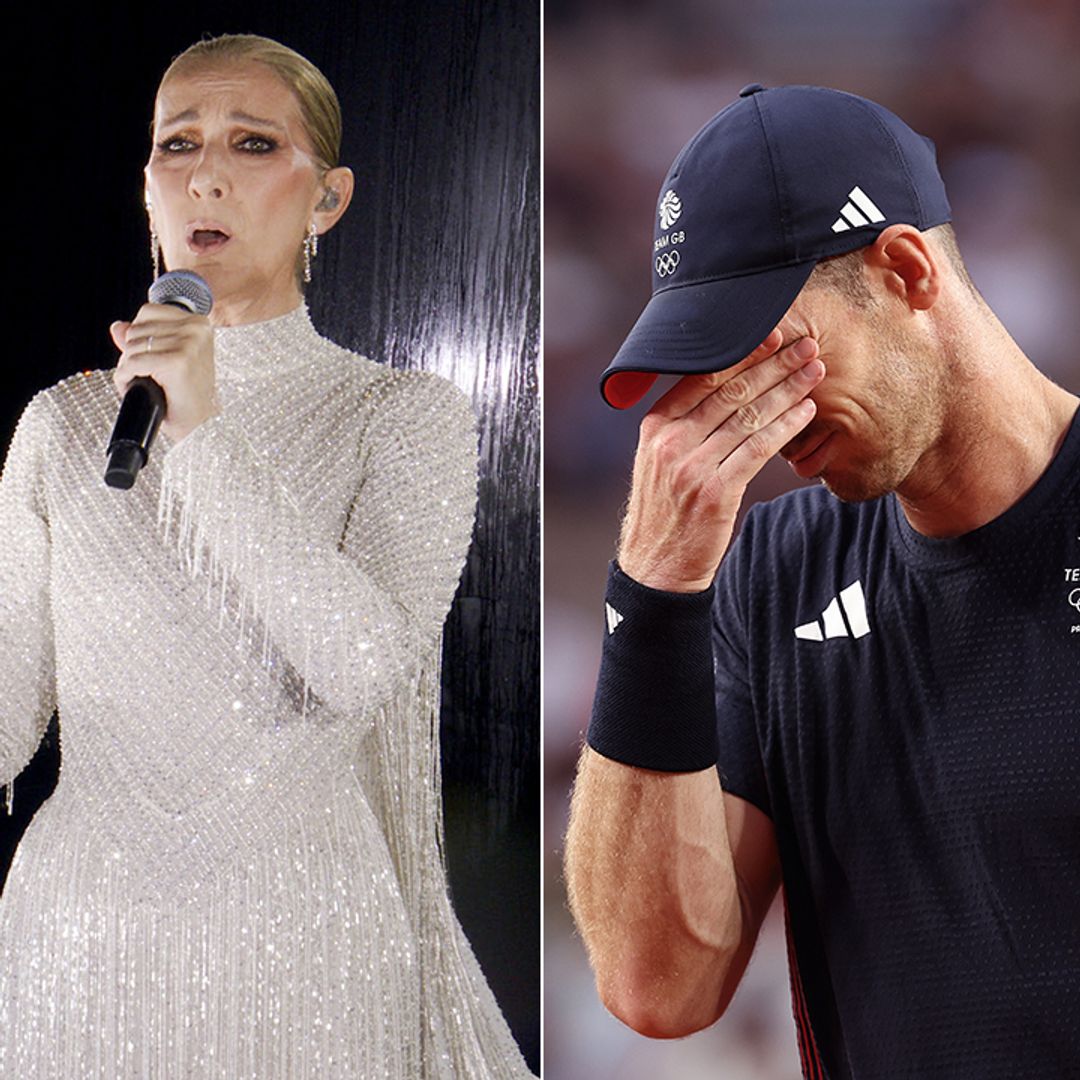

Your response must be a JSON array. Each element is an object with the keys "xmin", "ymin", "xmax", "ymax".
[{"xmin": 212, "ymin": 304, "xmax": 325, "ymax": 382}]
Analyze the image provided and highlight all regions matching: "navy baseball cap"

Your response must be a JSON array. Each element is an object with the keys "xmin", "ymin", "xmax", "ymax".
[{"xmin": 600, "ymin": 84, "xmax": 952, "ymax": 408}]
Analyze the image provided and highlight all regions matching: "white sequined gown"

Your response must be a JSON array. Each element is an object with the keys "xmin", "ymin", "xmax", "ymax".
[{"xmin": 0, "ymin": 306, "xmax": 532, "ymax": 1079}]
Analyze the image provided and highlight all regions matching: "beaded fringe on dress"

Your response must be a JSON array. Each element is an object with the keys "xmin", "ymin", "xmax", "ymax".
[{"xmin": 0, "ymin": 306, "xmax": 532, "ymax": 1078}]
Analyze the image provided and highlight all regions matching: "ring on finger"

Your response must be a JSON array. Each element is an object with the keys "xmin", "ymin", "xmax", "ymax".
[{"xmin": 147, "ymin": 336, "xmax": 154, "ymax": 354}]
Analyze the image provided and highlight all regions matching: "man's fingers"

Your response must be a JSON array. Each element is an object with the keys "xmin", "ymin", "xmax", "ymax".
[
  {"xmin": 647, "ymin": 328, "xmax": 784, "ymax": 421},
  {"xmin": 687, "ymin": 337, "xmax": 818, "ymax": 430},
  {"xmin": 616, "ymin": 330, "xmax": 823, "ymax": 593},
  {"xmin": 697, "ymin": 352, "xmax": 824, "ymax": 458},
  {"xmin": 714, "ymin": 396, "xmax": 818, "ymax": 490}
]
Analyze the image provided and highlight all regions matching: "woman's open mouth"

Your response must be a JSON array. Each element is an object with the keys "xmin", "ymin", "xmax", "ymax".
[{"xmin": 186, "ymin": 224, "xmax": 232, "ymax": 254}]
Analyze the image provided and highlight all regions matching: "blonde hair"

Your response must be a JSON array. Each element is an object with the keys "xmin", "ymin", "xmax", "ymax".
[{"xmin": 159, "ymin": 33, "xmax": 342, "ymax": 174}]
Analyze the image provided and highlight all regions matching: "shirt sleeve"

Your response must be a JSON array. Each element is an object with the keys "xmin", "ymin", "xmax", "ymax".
[
  {"xmin": 157, "ymin": 371, "xmax": 477, "ymax": 719},
  {"xmin": 0, "ymin": 393, "xmax": 57, "ymax": 802},
  {"xmin": 712, "ymin": 507, "xmax": 772, "ymax": 820}
]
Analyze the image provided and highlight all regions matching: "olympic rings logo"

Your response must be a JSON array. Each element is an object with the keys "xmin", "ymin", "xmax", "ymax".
[{"xmin": 655, "ymin": 250, "xmax": 681, "ymax": 278}]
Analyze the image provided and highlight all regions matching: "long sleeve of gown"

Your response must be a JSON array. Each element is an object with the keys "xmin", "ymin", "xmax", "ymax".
[
  {"xmin": 157, "ymin": 369, "xmax": 477, "ymax": 720},
  {"xmin": 0, "ymin": 394, "xmax": 57, "ymax": 810}
]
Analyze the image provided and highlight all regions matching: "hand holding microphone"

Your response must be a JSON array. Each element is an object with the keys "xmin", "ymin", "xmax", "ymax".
[{"xmin": 104, "ymin": 270, "xmax": 214, "ymax": 489}]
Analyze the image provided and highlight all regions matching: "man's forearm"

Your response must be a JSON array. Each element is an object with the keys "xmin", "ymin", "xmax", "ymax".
[
  {"xmin": 564, "ymin": 745, "xmax": 743, "ymax": 1038},
  {"xmin": 568, "ymin": 330, "xmax": 818, "ymax": 1037}
]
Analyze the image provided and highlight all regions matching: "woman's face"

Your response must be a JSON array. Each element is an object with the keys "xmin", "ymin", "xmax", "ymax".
[{"xmin": 146, "ymin": 61, "xmax": 342, "ymax": 325}]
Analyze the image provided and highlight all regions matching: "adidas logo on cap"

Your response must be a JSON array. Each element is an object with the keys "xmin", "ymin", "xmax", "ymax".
[{"xmin": 831, "ymin": 186, "xmax": 886, "ymax": 234}]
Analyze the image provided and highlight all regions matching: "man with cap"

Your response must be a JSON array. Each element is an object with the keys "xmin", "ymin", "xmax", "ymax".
[{"xmin": 564, "ymin": 84, "xmax": 1079, "ymax": 1077}]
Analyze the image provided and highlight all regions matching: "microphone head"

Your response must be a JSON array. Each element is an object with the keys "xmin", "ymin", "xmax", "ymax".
[{"xmin": 148, "ymin": 270, "xmax": 213, "ymax": 315}]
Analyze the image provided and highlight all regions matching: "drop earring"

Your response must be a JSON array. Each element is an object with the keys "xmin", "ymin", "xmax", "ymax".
[
  {"xmin": 303, "ymin": 222, "xmax": 319, "ymax": 284},
  {"xmin": 146, "ymin": 197, "xmax": 160, "ymax": 280}
]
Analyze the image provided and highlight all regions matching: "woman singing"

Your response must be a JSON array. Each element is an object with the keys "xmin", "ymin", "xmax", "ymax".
[{"xmin": 0, "ymin": 33, "xmax": 532, "ymax": 1078}]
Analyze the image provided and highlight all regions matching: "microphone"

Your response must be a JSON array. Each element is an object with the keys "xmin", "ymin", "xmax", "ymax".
[{"xmin": 104, "ymin": 270, "xmax": 214, "ymax": 490}]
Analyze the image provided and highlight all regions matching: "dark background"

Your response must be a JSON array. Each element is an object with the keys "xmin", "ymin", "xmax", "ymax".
[{"xmin": 2, "ymin": 1, "xmax": 538, "ymax": 1070}]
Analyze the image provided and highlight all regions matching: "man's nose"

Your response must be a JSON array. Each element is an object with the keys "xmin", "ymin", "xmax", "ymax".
[{"xmin": 188, "ymin": 144, "xmax": 230, "ymax": 200}]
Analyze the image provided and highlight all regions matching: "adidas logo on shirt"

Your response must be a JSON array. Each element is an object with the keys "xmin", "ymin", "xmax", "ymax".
[
  {"xmin": 830, "ymin": 186, "xmax": 886, "ymax": 234},
  {"xmin": 794, "ymin": 580, "xmax": 871, "ymax": 640},
  {"xmin": 605, "ymin": 602, "xmax": 624, "ymax": 635}
]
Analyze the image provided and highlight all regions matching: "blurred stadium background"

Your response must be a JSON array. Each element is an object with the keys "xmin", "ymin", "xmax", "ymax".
[{"xmin": 543, "ymin": 1, "xmax": 1080, "ymax": 1076}]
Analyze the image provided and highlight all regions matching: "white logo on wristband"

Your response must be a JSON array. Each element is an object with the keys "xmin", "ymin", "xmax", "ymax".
[{"xmin": 605, "ymin": 602, "xmax": 624, "ymax": 635}]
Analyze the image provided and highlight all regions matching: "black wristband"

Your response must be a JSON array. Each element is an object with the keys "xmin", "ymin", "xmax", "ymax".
[{"xmin": 586, "ymin": 561, "xmax": 719, "ymax": 772}]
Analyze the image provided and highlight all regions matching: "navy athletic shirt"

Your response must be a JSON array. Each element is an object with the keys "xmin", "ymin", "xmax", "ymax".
[{"xmin": 712, "ymin": 408, "xmax": 1080, "ymax": 1080}]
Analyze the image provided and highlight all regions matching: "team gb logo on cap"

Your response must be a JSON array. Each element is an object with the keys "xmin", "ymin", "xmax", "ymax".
[{"xmin": 659, "ymin": 190, "xmax": 682, "ymax": 229}]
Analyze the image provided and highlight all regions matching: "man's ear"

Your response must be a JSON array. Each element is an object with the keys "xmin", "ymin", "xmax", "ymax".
[{"xmin": 864, "ymin": 223, "xmax": 940, "ymax": 312}]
